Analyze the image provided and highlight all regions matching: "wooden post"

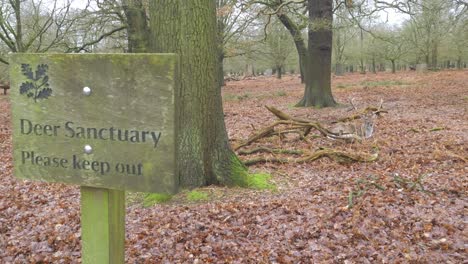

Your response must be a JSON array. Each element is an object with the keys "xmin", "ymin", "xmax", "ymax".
[{"xmin": 80, "ymin": 187, "xmax": 125, "ymax": 264}]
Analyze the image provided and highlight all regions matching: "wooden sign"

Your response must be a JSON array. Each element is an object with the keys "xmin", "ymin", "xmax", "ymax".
[{"xmin": 10, "ymin": 54, "xmax": 178, "ymax": 194}]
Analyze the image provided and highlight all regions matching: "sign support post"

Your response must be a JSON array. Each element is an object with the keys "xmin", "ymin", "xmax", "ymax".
[{"xmin": 81, "ymin": 187, "xmax": 125, "ymax": 264}]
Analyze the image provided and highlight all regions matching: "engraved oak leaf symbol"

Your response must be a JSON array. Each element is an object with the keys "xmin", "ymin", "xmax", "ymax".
[{"xmin": 20, "ymin": 63, "xmax": 52, "ymax": 102}]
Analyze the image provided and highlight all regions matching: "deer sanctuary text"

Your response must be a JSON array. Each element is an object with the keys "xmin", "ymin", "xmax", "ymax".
[{"xmin": 20, "ymin": 119, "xmax": 162, "ymax": 148}]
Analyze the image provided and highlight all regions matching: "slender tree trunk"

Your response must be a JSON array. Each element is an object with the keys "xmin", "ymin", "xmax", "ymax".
[
  {"xmin": 299, "ymin": 63, "xmax": 305, "ymax": 83},
  {"xmin": 431, "ymin": 42, "xmax": 438, "ymax": 70},
  {"xmin": 372, "ymin": 57, "xmax": 376, "ymax": 74},
  {"xmin": 391, "ymin": 60, "xmax": 396, "ymax": 73},
  {"xmin": 296, "ymin": 0, "xmax": 336, "ymax": 107},
  {"xmin": 122, "ymin": 0, "xmax": 149, "ymax": 53},
  {"xmin": 149, "ymin": 0, "xmax": 247, "ymax": 188},
  {"xmin": 359, "ymin": 29, "xmax": 365, "ymax": 74},
  {"xmin": 276, "ymin": 14, "xmax": 308, "ymax": 84},
  {"xmin": 276, "ymin": 65, "xmax": 282, "ymax": 79},
  {"xmin": 217, "ymin": 7, "xmax": 226, "ymax": 87},
  {"xmin": 12, "ymin": 0, "xmax": 23, "ymax": 52},
  {"xmin": 335, "ymin": 63, "xmax": 344, "ymax": 76},
  {"xmin": 218, "ymin": 54, "xmax": 225, "ymax": 87}
]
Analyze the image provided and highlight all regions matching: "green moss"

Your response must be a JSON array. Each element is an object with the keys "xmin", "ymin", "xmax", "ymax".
[
  {"xmin": 229, "ymin": 156, "xmax": 276, "ymax": 190},
  {"xmin": 223, "ymin": 93, "xmax": 250, "ymax": 102},
  {"xmin": 336, "ymin": 83, "xmax": 354, "ymax": 89},
  {"xmin": 142, "ymin": 193, "xmax": 172, "ymax": 207},
  {"xmin": 246, "ymin": 173, "xmax": 276, "ymax": 190},
  {"xmin": 360, "ymin": 80, "xmax": 410, "ymax": 87},
  {"xmin": 429, "ymin": 127, "xmax": 445, "ymax": 132},
  {"xmin": 186, "ymin": 190, "xmax": 209, "ymax": 201}
]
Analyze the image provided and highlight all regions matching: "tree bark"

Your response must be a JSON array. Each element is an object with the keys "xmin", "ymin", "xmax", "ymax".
[
  {"xmin": 122, "ymin": 0, "xmax": 149, "ymax": 53},
  {"xmin": 12, "ymin": 0, "xmax": 23, "ymax": 52},
  {"xmin": 371, "ymin": 57, "xmax": 376, "ymax": 74},
  {"xmin": 218, "ymin": 53, "xmax": 226, "ymax": 87},
  {"xmin": 299, "ymin": 63, "xmax": 305, "ymax": 83},
  {"xmin": 277, "ymin": 13, "xmax": 308, "ymax": 84},
  {"xmin": 296, "ymin": 0, "xmax": 336, "ymax": 107},
  {"xmin": 148, "ymin": 0, "xmax": 247, "ymax": 188},
  {"xmin": 217, "ymin": 14, "xmax": 226, "ymax": 87},
  {"xmin": 276, "ymin": 65, "xmax": 282, "ymax": 79},
  {"xmin": 431, "ymin": 42, "xmax": 438, "ymax": 70},
  {"xmin": 335, "ymin": 63, "xmax": 344, "ymax": 76},
  {"xmin": 391, "ymin": 60, "xmax": 396, "ymax": 73}
]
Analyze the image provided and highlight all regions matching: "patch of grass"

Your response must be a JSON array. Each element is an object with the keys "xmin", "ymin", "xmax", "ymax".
[
  {"xmin": 223, "ymin": 93, "xmax": 237, "ymax": 101},
  {"xmin": 429, "ymin": 127, "xmax": 445, "ymax": 132},
  {"xmin": 336, "ymin": 83, "xmax": 354, "ymax": 89},
  {"xmin": 246, "ymin": 173, "xmax": 276, "ymax": 190},
  {"xmin": 186, "ymin": 190, "xmax": 209, "ymax": 201},
  {"xmin": 287, "ymin": 103, "xmax": 297, "ymax": 109},
  {"xmin": 126, "ymin": 192, "xmax": 145, "ymax": 205},
  {"xmin": 237, "ymin": 93, "xmax": 250, "ymax": 100},
  {"xmin": 275, "ymin": 91, "xmax": 287, "ymax": 97},
  {"xmin": 142, "ymin": 193, "xmax": 172, "ymax": 207},
  {"xmin": 223, "ymin": 93, "xmax": 250, "ymax": 101},
  {"xmin": 360, "ymin": 80, "xmax": 410, "ymax": 87}
]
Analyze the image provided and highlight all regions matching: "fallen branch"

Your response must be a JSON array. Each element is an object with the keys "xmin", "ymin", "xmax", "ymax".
[
  {"xmin": 234, "ymin": 119, "xmax": 335, "ymax": 150},
  {"xmin": 238, "ymin": 147, "xmax": 304, "ymax": 155},
  {"xmin": 333, "ymin": 107, "xmax": 388, "ymax": 124},
  {"xmin": 234, "ymin": 105, "xmax": 381, "ymax": 166},
  {"xmin": 243, "ymin": 148, "xmax": 378, "ymax": 166},
  {"xmin": 234, "ymin": 106, "xmax": 379, "ymax": 150},
  {"xmin": 265, "ymin": 105, "xmax": 311, "ymax": 123}
]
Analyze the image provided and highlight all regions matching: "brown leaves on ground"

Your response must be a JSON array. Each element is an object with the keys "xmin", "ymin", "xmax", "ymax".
[{"xmin": 0, "ymin": 70, "xmax": 467, "ymax": 263}]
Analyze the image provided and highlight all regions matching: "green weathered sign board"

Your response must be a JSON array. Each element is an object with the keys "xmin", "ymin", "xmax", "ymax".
[{"xmin": 10, "ymin": 54, "xmax": 178, "ymax": 193}]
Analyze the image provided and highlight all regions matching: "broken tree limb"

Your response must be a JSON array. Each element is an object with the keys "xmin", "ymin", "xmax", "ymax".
[
  {"xmin": 333, "ymin": 108, "xmax": 388, "ymax": 124},
  {"xmin": 234, "ymin": 120, "xmax": 294, "ymax": 151},
  {"xmin": 238, "ymin": 147, "xmax": 304, "ymax": 155},
  {"xmin": 265, "ymin": 105, "xmax": 311, "ymax": 123},
  {"xmin": 243, "ymin": 148, "xmax": 378, "ymax": 166},
  {"xmin": 234, "ymin": 106, "xmax": 370, "ymax": 151},
  {"xmin": 233, "ymin": 119, "xmax": 335, "ymax": 151}
]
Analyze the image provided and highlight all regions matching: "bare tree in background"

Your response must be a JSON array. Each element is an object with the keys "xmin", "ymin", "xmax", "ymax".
[{"xmin": 0, "ymin": 0, "xmax": 127, "ymax": 64}]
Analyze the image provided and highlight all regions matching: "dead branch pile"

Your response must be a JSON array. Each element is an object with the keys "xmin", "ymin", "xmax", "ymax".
[{"xmin": 235, "ymin": 102, "xmax": 386, "ymax": 166}]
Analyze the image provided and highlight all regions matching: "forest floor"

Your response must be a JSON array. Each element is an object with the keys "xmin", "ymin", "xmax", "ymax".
[{"xmin": 0, "ymin": 70, "xmax": 467, "ymax": 263}]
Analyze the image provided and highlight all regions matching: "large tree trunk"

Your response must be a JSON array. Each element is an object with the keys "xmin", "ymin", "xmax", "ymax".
[
  {"xmin": 123, "ymin": 0, "xmax": 149, "ymax": 53},
  {"xmin": 148, "ymin": 1, "xmax": 247, "ymax": 188},
  {"xmin": 296, "ymin": 0, "xmax": 336, "ymax": 107}
]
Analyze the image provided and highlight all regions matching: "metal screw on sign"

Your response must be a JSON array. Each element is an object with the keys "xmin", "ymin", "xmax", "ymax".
[{"xmin": 83, "ymin": 87, "xmax": 92, "ymax": 96}]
